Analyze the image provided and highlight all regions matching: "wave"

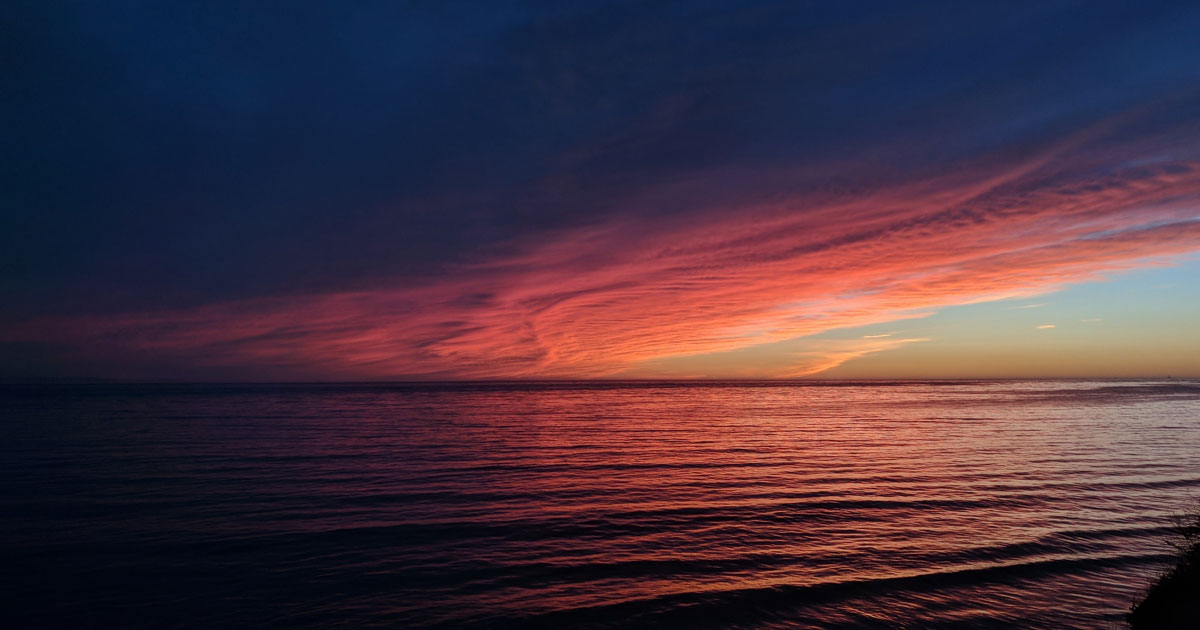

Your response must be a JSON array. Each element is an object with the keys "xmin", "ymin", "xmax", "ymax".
[{"xmin": 488, "ymin": 553, "xmax": 1171, "ymax": 630}]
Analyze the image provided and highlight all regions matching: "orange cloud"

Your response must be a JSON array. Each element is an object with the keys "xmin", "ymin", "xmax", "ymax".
[{"xmin": 8, "ymin": 120, "xmax": 1200, "ymax": 379}]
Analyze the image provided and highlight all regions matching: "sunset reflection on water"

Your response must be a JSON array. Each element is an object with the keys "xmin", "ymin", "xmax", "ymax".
[{"xmin": 2, "ymin": 380, "xmax": 1198, "ymax": 629}]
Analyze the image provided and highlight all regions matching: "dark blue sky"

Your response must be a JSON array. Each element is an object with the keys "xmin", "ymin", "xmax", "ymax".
[{"xmin": 3, "ymin": 1, "xmax": 1200, "ymax": 379}]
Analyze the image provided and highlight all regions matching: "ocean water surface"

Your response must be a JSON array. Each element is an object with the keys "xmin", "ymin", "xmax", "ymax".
[{"xmin": 2, "ymin": 380, "xmax": 1199, "ymax": 629}]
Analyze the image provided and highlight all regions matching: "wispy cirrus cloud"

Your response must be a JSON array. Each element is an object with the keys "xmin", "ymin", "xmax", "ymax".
[{"xmin": 8, "ymin": 110, "xmax": 1200, "ymax": 380}]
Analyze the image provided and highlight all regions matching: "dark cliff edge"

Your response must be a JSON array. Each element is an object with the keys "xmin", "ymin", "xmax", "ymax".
[{"xmin": 1128, "ymin": 507, "xmax": 1200, "ymax": 629}]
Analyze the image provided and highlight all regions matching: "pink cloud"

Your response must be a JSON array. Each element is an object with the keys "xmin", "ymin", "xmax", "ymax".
[{"xmin": 9, "ymin": 119, "xmax": 1200, "ymax": 379}]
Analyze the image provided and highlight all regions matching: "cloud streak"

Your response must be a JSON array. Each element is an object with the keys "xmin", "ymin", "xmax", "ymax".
[{"xmin": 9, "ymin": 110, "xmax": 1200, "ymax": 380}]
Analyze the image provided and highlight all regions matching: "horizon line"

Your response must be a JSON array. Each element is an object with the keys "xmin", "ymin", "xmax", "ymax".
[{"xmin": 2, "ymin": 376, "xmax": 1195, "ymax": 386}]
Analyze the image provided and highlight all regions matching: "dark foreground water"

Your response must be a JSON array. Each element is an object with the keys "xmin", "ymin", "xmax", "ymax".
[{"xmin": 2, "ymin": 380, "xmax": 1199, "ymax": 629}]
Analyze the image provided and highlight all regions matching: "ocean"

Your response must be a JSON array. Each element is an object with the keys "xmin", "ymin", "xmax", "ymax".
[{"xmin": 2, "ymin": 380, "xmax": 1198, "ymax": 629}]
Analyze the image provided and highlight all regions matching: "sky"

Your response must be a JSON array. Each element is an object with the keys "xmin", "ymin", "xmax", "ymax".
[{"xmin": 2, "ymin": 0, "xmax": 1200, "ymax": 380}]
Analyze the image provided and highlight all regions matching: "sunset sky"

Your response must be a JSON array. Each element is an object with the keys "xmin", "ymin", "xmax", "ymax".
[{"xmin": 3, "ymin": 0, "xmax": 1200, "ymax": 380}]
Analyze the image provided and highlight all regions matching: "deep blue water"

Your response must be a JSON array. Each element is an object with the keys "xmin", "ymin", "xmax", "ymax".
[{"xmin": 2, "ymin": 380, "xmax": 1199, "ymax": 629}]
